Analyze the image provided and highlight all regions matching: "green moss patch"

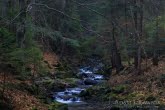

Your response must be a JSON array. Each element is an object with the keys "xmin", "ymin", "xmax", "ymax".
[{"xmin": 48, "ymin": 102, "xmax": 68, "ymax": 110}]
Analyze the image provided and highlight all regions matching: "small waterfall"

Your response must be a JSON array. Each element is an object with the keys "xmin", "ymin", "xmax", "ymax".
[{"xmin": 54, "ymin": 64, "xmax": 104, "ymax": 104}]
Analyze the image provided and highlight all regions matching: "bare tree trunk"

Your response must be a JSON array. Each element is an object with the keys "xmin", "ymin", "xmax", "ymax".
[
  {"xmin": 133, "ymin": 0, "xmax": 138, "ymax": 69},
  {"xmin": 30, "ymin": 0, "xmax": 36, "ymax": 22},
  {"xmin": 137, "ymin": 0, "xmax": 144, "ymax": 73},
  {"xmin": 16, "ymin": 0, "xmax": 26, "ymax": 48},
  {"xmin": 152, "ymin": 14, "xmax": 159, "ymax": 66},
  {"xmin": 8, "ymin": 0, "xmax": 15, "ymax": 32},
  {"xmin": 111, "ymin": 26, "xmax": 124, "ymax": 73},
  {"xmin": 124, "ymin": 0, "xmax": 131, "ymax": 66},
  {"xmin": 1, "ymin": 72, "xmax": 6, "ymax": 99},
  {"xmin": 133, "ymin": 0, "xmax": 142, "ymax": 74},
  {"xmin": 1, "ymin": 0, "xmax": 7, "ymax": 18}
]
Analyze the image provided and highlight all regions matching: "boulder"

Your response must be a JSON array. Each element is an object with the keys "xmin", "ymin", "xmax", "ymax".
[
  {"xmin": 79, "ymin": 90, "xmax": 89, "ymax": 97},
  {"xmin": 76, "ymin": 73, "xmax": 88, "ymax": 79},
  {"xmin": 75, "ymin": 80, "xmax": 84, "ymax": 85},
  {"xmin": 84, "ymin": 78, "xmax": 97, "ymax": 85},
  {"xmin": 63, "ymin": 78, "xmax": 82, "ymax": 87}
]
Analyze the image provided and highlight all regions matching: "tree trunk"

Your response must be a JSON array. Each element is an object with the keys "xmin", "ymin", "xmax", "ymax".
[
  {"xmin": 16, "ymin": 0, "xmax": 26, "ymax": 48},
  {"xmin": 133, "ymin": 0, "xmax": 143, "ymax": 74},
  {"xmin": 1, "ymin": 0, "xmax": 7, "ymax": 18},
  {"xmin": 137, "ymin": 0, "xmax": 144, "ymax": 73},
  {"xmin": 111, "ymin": 26, "xmax": 124, "ymax": 73},
  {"xmin": 152, "ymin": 14, "xmax": 159, "ymax": 66},
  {"xmin": 133, "ymin": 0, "xmax": 138, "ymax": 69},
  {"xmin": 124, "ymin": 0, "xmax": 131, "ymax": 66},
  {"xmin": 1, "ymin": 72, "xmax": 6, "ymax": 99}
]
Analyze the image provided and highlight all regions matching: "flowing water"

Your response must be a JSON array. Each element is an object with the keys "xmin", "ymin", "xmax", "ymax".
[{"xmin": 53, "ymin": 65, "xmax": 105, "ymax": 104}]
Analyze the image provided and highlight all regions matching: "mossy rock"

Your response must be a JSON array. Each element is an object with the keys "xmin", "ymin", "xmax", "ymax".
[
  {"xmin": 79, "ymin": 87, "xmax": 94, "ymax": 98},
  {"xmin": 42, "ymin": 78, "xmax": 54, "ymax": 86},
  {"xmin": 124, "ymin": 92, "xmax": 137, "ymax": 100},
  {"xmin": 103, "ymin": 93, "xmax": 118, "ymax": 101},
  {"xmin": 55, "ymin": 71, "xmax": 75, "ymax": 79},
  {"xmin": 79, "ymin": 85, "xmax": 111, "ymax": 100},
  {"xmin": 63, "ymin": 78, "xmax": 80, "ymax": 87},
  {"xmin": 35, "ymin": 78, "xmax": 67, "ymax": 93},
  {"xmin": 112, "ymin": 85, "xmax": 126, "ymax": 94},
  {"xmin": 42, "ymin": 78, "xmax": 66, "ymax": 91},
  {"xmin": 48, "ymin": 102, "xmax": 68, "ymax": 110},
  {"xmin": 135, "ymin": 93, "xmax": 146, "ymax": 100},
  {"xmin": 101, "ymin": 65, "xmax": 112, "ymax": 75},
  {"xmin": 103, "ymin": 92, "xmax": 129, "ymax": 101},
  {"xmin": 86, "ymin": 86, "xmax": 108, "ymax": 95}
]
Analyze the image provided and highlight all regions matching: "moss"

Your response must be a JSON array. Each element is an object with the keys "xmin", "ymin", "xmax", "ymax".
[
  {"xmin": 42, "ymin": 79, "xmax": 54, "ymax": 85},
  {"xmin": 120, "ymin": 92, "xmax": 146, "ymax": 101},
  {"xmin": 103, "ymin": 92, "xmax": 131, "ymax": 101},
  {"xmin": 42, "ymin": 79, "xmax": 66, "ymax": 92},
  {"xmin": 112, "ymin": 85, "xmax": 126, "ymax": 94},
  {"xmin": 48, "ymin": 102, "xmax": 68, "ymax": 110},
  {"xmin": 63, "ymin": 78, "xmax": 79, "ymax": 87},
  {"xmin": 103, "ymin": 93, "xmax": 118, "ymax": 101},
  {"xmin": 125, "ymin": 92, "xmax": 137, "ymax": 100},
  {"xmin": 31, "ymin": 107, "xmax": 38, "ymax": 110},
  {"xmin": 145, "ymin": 95, "xmax": 156, "ymax": 101},
  {"xmin": 102, "ymin": 88, "xmax": 146, "ymax": 101},
  {"xmin": 55, "ymin": 71, "xmax": 74, "ymax": 79},
  {"xmin": 79, "ymin": 85, "xmax": 111, "ymax": 100}
]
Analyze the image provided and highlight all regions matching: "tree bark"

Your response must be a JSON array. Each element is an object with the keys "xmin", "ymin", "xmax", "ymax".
[
  {"xmin": 124, "ymin": 0, "xmax": 131, "ymax": 66},
  {"xmin": 133, "ymin": 0, "xmax": 138, "ymax": 69},
  {"xmin": 0, "ymin": 0, "xmax": 8, "ymax": 18},
  {"xmin": 111, "ymin": 26, "xmax": 124, "ymax": 73},
  {"xmin": 133, "ymin": 0, "xmax": 143, "ymax": 74},
  {"xmin": 137, "ymin": 0, "xmax": 143, "ymax": 73},
  {"xmin": 16, "ymin": 0, "xmax": 26, "ymax": 48},
  {"xmin": 152, "ymin": 14, "xmax": 159, "ymax": 66}
]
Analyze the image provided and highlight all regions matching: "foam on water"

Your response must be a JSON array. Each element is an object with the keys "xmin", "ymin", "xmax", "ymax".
[
  {"xmin": 54, "ymin": 66, "xmax": 105, "ymax": 104},
  {"xmin": 79, "ymin": 68, "xmax": 93, "ymax": 74},
  {"xmin": 93, "ymin": 74, "xmax": 104, "ymax": 80},
  {"xmin": 56, "ymin": 97, "xmax": 82, "ymax": 104},
  {"xmin": 66, "ymin": 88, "xmax": 85, "ymax": 94}
]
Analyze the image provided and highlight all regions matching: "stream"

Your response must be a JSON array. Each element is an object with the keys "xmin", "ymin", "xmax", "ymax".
[{"xmin": 53, "ymin": 64, "xmax": 105, "ymax": 105}]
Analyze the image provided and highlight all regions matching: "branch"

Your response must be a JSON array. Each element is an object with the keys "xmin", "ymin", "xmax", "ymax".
[
  {"xmin": 29, "ymin": 3, "xmax": 104, "ymax": 37},
  {"xmin": 29, "ymin": 3, "xmax": 89, "ymax": 24}
]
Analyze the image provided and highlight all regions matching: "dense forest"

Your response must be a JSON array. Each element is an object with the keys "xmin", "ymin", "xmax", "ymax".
[{"xmin": 0, "ymin": 0, "xmax": 165, "ymax": 110}]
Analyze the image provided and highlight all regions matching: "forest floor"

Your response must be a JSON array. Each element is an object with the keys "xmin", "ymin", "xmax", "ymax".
[
  {"xmin": 0, "ymin": 74, "xmax": 48, "ymax": 110},
  {"xmin": 109, "ymin": 57, "xmax": 165, "ymax": 104},
  {"xmin": 0, "ymin": 54, "xmax": 165, "ymax": 110},
  {"xmin": 0, "ymin": 51, "xmax": 59, "ymax": 110}
]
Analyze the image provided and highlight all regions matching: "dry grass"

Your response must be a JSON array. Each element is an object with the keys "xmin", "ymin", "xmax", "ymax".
[
  {"xmin": 109, "ymin": 58, "xmax": 165, "ymax": 103},
  {"xmin": 0, "ymin": 51, "xmax": 61, "ymax": 110},
  {"xmin": 43, "ymin": 52, "xmax": 59, "ymax": 67},
  {"xmin": 0, "ymin": 74, "xmax": 48, "ymax": 110},
  {"xmin": 0, "ymin": 51, "xmax": 60, "ymax": 110},
  {"xmin": 4, "ymin": 89, "xmax": 48, "ymax": 110}
]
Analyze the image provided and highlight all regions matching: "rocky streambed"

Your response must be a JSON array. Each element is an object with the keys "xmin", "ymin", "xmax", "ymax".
[{"xmin": 53, "ymin": 66, "xmax": 106, "ymax": 105}]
